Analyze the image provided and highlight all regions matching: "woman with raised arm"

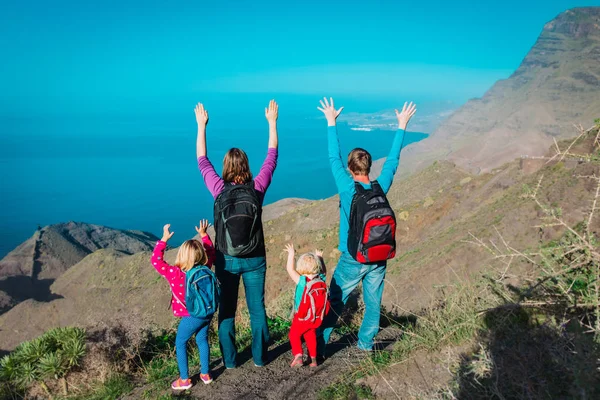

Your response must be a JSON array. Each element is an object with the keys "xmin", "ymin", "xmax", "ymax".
[{"xmin": 195, "ymin": 100, "xmax": 278, "ymax": 369}]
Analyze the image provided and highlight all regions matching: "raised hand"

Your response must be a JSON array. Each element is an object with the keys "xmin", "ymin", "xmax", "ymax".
[
  {"xmin": 317, "ymin": 97, "xmax": 344, "ymax": 126},
  {"xmin": 284, "ymin": 243, "xmax": 300, "ymax": 283},
  {"xmin": 195, "ymin": 103, "xmax": 209, "ymax": 127},
  {"xmin": 395, "ymin": 102, "xmax": 417, "ymax": 131},
  {"xmin": 265, "ymin": 99, "xmax": 278, "ymax": 124},
  {"xmin": 284, "ymin": 243, "xmax": 295, "ymax": 257},
  {"xmin": 161, "ymin": 224, "xmax": 175, "ymax": 242},
  {"xmin": 314, "ymin": 249, "xmax": 323, "ymax": 258},
  {"xmin": 195, "ymin": 219, "xmax": 211, "ymax": 238}
]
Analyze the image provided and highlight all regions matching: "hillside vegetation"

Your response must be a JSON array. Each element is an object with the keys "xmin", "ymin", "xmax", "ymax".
[
  {"xmin": 330, "ymin": 121, "xmax": 600, "ymax": 399},
  {"xmin": 1, "ymin": 120, "xmax": 598, "ymax": 399}
]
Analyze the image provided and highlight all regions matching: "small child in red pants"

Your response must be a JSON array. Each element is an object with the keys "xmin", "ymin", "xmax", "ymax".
[{"xmin": 284, "ymin": 243, "xmax": 330, "ymax": 368}]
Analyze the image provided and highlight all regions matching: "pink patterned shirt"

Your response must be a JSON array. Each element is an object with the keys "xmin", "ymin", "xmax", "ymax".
[{"xmin": 150, "ymin": 235, "xmax": 216, "ymax": 317}]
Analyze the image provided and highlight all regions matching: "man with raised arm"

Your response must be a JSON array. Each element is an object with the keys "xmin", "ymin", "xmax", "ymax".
[{"xmin": 317, "ymin": 97, "xmax": 416, "ymax": 354}]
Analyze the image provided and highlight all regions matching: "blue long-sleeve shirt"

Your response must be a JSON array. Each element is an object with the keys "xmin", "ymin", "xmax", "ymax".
[{"xmin": 328, "ymin": 126, "xmax": 405, "ymax": 253}]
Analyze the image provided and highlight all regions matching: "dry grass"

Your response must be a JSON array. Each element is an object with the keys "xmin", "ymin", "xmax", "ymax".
[{"xmin": 320, "ymin": 121, "xmax": 600, "ymax": 399}]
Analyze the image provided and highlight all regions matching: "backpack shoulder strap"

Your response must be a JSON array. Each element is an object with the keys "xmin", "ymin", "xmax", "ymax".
[
  {"xmin": 305, "ymin": 275, "xmax": 325, "ymax": 290},
  {"xmin": 172, "ymin": 291, "xmax": 187, "ymax": 310},
  {"xmin": 354, "ymin": 181, "xmax": 367, "ymax": 194},
  {"xmin": 355, "ymin": 181, "xmax": 380, "ymax": 195},
  {"xmin": 371, "ymin": 180, "xmax": 384, "ymax": 193},
  {"xmin": 294, "ymin": 276, "xmax": 308, "ymax": 312},
  {"xmin": 221, "ymin": 181, "xmax": 233, "ymax": 191}
]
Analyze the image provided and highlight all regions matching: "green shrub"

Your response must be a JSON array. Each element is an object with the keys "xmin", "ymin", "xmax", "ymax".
[
  {"xmin": 0, "ymin": 326, "xmax": 86, "ymax": 398},
  {"xmin": 318, "ymin": 382, "xmax": 374, "ymax": 400},
  {"xmin": 66, "ymin": 373, "xmax": 134, "ymax": 400}
]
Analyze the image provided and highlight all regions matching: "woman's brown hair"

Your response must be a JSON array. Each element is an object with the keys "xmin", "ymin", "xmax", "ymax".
[{"xmin": 222, "ymin": 148, "xmax": 252, "ymax": 184}]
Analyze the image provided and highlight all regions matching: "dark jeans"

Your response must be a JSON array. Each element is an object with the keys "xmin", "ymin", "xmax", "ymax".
[{"xmin": 216, "ymin": 252, "xmax": 270, "ymax": 368}]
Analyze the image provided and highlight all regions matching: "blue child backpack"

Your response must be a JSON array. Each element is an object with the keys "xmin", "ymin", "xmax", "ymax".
[{"xmin": 174, "ymin": 266, "xmax": 220, "ymax": 319}]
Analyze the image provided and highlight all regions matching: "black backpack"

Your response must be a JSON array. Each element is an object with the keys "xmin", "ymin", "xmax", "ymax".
[
  {"xmin": 214, "ymin": 182, "xmax": 264, "ymax": 257},
  {"xmin": 347, "ymin": 181, "xmax": 397, "ymax": 263}
]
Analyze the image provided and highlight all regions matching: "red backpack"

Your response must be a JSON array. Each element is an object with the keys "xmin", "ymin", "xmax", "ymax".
[
  {"xmin": 296, "ymin": 276, "xmax": 330, "ymax": 325},
  {"xmin": 347, "ymin": 181, "xmax": 397, "ymax": 263}
]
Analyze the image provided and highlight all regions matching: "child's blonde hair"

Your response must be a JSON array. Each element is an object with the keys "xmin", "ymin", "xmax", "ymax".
[
  {"xmin": 175, "ymin": 240, "xmax": 208, "ymax": 272},
  {"xmin": 296, "ymin": 253, "xmax": 323, "ymax": 276}
]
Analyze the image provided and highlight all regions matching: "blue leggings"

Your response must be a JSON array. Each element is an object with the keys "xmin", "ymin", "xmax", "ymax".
[{"xmin": 175, "ymin": 316, "xmax": 212, "ymax": 378}]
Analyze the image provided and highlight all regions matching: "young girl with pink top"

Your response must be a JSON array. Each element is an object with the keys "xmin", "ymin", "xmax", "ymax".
[{"xmin": 150, "ymin": 220, "xmax": 216, "ymax": 390}]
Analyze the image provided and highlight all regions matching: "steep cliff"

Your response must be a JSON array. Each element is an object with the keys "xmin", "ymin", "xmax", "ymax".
[{"xmin": 401, "ymin": 7, "xmax": 600, "ymax": 175}]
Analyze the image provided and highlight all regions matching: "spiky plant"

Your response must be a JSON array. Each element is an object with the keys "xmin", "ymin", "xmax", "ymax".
[
  {"xmin": 39, "ymin": 352, "xmax": 66, "ymax": 380},
  {"xmin": 0, "ymin": 355, "xmax": 19, "ymax": 382},
  {"xmin": 63, "ymin": 327, "xmax": 85, "ymax": 344},
  {"xmin": 39, "ymin": 352, "xmax": 68, "ymax": 396},
  {"xmin": 16, "ymin": 338, "xmax": 49, "ymax": 365},
  {"xmin": 46, "ymin": 328, "xmax": 68, "ymax": 350},
  {"xmin": 14, "ymin": 362, "xmax": 38, "ymax": 388},
  {"xmin": 61, "ymin": 337, "xmax": 86, "ymax": 368},
  {"xmin": 1, "ymin": 327, "xmax": 87, "ymax": 397}
]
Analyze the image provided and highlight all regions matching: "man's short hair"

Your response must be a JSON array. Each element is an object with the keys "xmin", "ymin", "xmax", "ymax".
[{"xmin": 347, "ymin": 148, "xmax": 372, "ymax": 175}]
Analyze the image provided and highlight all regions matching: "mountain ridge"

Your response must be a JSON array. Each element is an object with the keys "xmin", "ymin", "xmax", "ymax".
[
  {"xmin": 0, "ymin": 222, "xmax": 160, "ymax": 315},
  {"xmin": 397, "ymin": 7, "xmax": 600, "ymax": 176}
]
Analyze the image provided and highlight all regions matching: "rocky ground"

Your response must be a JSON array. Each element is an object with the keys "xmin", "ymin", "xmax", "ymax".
[{"xmin": 124, "ymin": 328, "xmax": 405, "ymax": 400}]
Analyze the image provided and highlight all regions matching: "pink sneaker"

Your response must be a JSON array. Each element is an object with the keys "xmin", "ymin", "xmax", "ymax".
[
  {"xmin": 309, "ymin": 357, "xmax": 318, "ymax": 368},
  {"xmin": 290, "ymin": 354, "xmax": 303, "ymax": 368},
  {"xmin": 171, "ymin": 378, "xmax": 192, "ymax": 391},
  {"xmin": 200, "ymin": 373, "xmax": 213, "ymax": 385}
]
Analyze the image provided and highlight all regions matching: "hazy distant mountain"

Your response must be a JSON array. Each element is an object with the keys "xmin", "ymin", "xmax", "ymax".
[
  {"xmin": 400, "ymin": 7, "xmax": 600, "ymax": 175},
  {"xmin": 0, "ymin": 222, "xmax": 159, "ymax": 314}
]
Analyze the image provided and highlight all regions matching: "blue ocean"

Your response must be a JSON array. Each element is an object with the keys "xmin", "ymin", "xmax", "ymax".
[{"xmin": 0, "ymin": 96, "xmax": 428, "ymax": 258}]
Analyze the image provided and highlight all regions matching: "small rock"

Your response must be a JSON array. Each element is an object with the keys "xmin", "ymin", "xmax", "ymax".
[
  {"xmin": 460, "ymin": 177, "xmax": 472, "ymax": 186},
  {"xmin": 397, "ymin": 211, "xmax": 409, "ymax": 221},
  {"xmin": 269, "ymin": 238, "xmax": 275, "ymax": 244},
  {"xmin": 423, "ymin": 197, "xmax": 434, "ymax": 208},
  {"xmin": 285, "ymin": 234, "xmax": 292, "ymax": 241}
]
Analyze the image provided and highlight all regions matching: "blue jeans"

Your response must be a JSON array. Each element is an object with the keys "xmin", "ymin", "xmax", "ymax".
[
  {"xmin": 175, "ymin": 316, "xmax": 212, "ymax": 379},
  {"xmin": 216, "ymin": 253, "xmax": 270, "ymax": 368},
  {"xmin": 318, "ymin": 252, "xmax": 386, "ymax": 353}
]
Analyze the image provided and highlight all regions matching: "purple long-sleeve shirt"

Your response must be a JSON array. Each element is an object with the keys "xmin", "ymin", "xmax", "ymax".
[{"xmin": 197, "ymin": 148, "xmax": 278, "ymax": 202}]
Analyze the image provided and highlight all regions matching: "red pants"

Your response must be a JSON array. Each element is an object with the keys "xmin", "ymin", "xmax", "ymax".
[{"xmin": 289, "ymin": 318, "xmax": 319, "ymax": 358}]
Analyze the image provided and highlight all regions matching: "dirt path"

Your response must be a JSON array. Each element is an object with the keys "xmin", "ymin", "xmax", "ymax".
[{"xmin": 125, "ymin": 328, "xmax": 403, "ymax": 400}]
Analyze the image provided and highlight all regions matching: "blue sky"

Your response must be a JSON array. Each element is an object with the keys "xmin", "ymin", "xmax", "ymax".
[{"xmin": 1, "ymin": 0, "xmax": 598, "ymax": 116}]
